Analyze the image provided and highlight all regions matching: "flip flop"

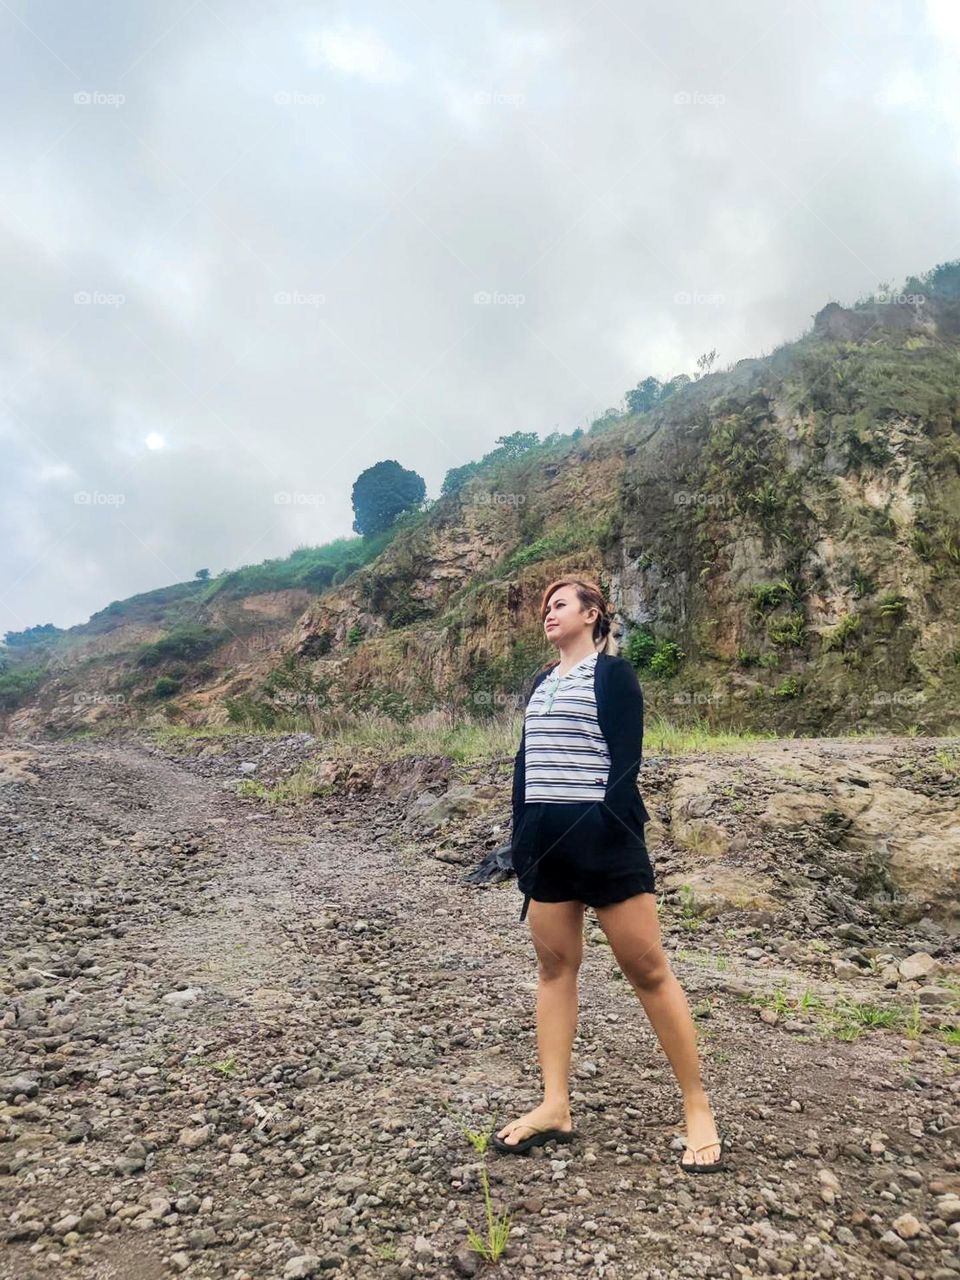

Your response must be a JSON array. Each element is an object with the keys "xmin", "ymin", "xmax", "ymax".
[
  {"xmin": 491, "ymin": 1125, "xmax": 580, "ymax": 1156},
  {"xmin": 679, "ymin": 1132, "xmax": 727, "ymax": 1174}
]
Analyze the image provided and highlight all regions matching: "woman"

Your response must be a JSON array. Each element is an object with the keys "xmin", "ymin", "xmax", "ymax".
[{"xmin": 492, "ymin": 577, "xmax": 727, "ymax": 1173}]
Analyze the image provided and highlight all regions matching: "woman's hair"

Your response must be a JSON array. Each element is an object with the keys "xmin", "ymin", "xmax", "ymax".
[{"xmin": 537, "ymin": 577, "xmax": 619, "ymax": 664}]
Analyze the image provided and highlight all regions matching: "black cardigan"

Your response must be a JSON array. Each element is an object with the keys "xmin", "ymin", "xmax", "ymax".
[{"xmin": 510, "ymin": 651, "xmax": 651, "ymax": 842}]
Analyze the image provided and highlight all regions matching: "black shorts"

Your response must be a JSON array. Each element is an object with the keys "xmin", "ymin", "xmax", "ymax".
[{"xmin": 511, "ymin": 800, "xmax": 655, "ymax": 921}]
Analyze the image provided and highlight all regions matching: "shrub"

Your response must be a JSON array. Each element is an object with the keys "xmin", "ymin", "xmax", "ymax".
[
  {"xmin": 464, "ymin": 638, "xmax": 548, "ymax": 718},
  {"xmin": 649, "ymin": 641, "xmax": 686, "ymax": 677},
  {"xmin": 349, "ymin": 687, "xmax": 415, "ymax": 723},
  {"xmin": 152, "ymin": 676, "xmax": 181, "ymax": 699},
  {"xmin": 773, "ymin": 675, "xmax": 801, "ymax": 698},
  {"xmin": 623, "ymin": 626, "xmax": 658, "ymax": 671},
  {"xmin": 136, "ymin": 626, "xmax": 224, "ymax": 668},
  {"xmin": 849, "ymin": 567, "xmax": 877, "ymax": 598},
  {"xmin": 260, "ymin": 653, "xmax": 332, "ymax": 711},
  {"xmin": 501, "ymin": 522, "xmax": 599, "ymax": 573},
  {"xmin": 386, "ymin": 595, "xmax": 433, "ymax": 629},
  {"xmin": 224, "ymin": 695, "xmax": 282, "ymax": 729},
  {"xmin": 767, "ymin": 610, "xmax": 807, "ymax": 647},
  {"xmin": 0, "ymin": 665, "xmax": 47, "ymax": 710},
  {"xmin": 748, "ymin": 580, "xmax": 796, "ymax": 617},
  {"xmin": 876, "ymin": 592, "xmax": 907, "ymax": 619},
  {"xmin": 822, "ymin": 614, "xmax": 860, "ymax": 652},
  {"xmin": 346, "ymin": 623, "xmax": 363, "ymax": 647},
  {"xmin": 331, "ymin": 559, "xmax": 363, "ymax": 587}
]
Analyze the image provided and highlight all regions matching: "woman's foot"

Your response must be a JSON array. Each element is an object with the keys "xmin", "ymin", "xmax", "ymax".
[
  {"xmin": 495, "ymin": 1100, "xmax": 573, "ymax": 1147},
  {"xmin": 680, "ymin": 1094, "xmax": 721, "ymax": 1169}
]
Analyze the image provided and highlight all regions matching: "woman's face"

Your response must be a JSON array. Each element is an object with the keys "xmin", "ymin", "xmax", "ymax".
[{"xmin": 543, "ymin": 588, "xmax": 597, "ymax": 646}]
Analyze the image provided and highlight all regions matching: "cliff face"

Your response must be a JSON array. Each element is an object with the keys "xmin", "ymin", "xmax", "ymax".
[
  {"xmin": 5, "ymin": 287, "xmax": 960, "ymax": 737},
  {"xmin": 278, "ymin": 295, "xmax": 960, "ymax": 733}
]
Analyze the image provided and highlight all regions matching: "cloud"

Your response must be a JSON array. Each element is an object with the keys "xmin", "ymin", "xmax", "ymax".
[
  {"xmin": 306, "ymin": 24, "xmax": 410, "ymax": 82},
  {"xmin": 1, "ymin": 0, "xmax": 959, "ymax": 633}
]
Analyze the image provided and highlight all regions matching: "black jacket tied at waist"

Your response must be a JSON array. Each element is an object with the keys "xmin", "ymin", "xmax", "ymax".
[{"xmin": 510, "ymin": 651, "xmax": 651, "ymax": 847}]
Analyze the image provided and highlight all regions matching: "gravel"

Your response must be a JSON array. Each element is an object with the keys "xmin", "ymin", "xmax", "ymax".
[{"xmin": 0, "ymin": 734, "xmax": 959, "ymax": 1279}]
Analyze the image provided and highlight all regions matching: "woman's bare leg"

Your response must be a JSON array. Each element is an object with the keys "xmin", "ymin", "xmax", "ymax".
[
  {"xmin": 495, "ymin": 899, "xmax": 585, "ymax": 1146},
  {"xmin": 594, "ymin": 892, "xmax": 722, "ymax": 1167}
]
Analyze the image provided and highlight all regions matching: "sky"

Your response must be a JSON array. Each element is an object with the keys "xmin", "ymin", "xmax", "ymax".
[{"xmin": 2, "ymin": 0, "xmax": 960, "ymax": 636}]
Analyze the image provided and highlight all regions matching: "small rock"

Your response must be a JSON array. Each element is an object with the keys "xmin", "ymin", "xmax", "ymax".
[
  {"xmin": 162, "ymin": 987, "xmax": 203, "ymax": 1007},
  {"xmin": 878, "ymin": 1229, "xmax": 907, "ymax": 1256},
  {"xmin": 178, "ymin": 1125, "xmax": 212, "ymax": 1150},
  {"xmin": 899, "ymin": 952, "xmax": 940, "ymax": 982},
  {"xmin": 284, "ymin": 1257, "xmax": 320, "ymax": 1279},
  {"xmin": 892, "ymin": 1212, "xmax": 922, "ymax": 1239},
  {"xmin": 917, "ymin": 986, "xmax": 953, "ymax": 1005},
  {"xmin": 1, "ymin": 1074, "xmax": 40, "ymax": 1101}
]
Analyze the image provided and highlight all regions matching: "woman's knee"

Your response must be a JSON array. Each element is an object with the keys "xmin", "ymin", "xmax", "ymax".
[
  {"xmin": 535, "ymin": 945, "xmax": 582, "ymax": 981},
  {"xmin": 621, "ymin": 946, "xmax": 671, "ymax": 990}
]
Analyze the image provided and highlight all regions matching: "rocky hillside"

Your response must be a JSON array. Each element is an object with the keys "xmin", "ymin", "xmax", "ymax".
[{"xmin": 4, "ymin": 265, "xmax": 960, "ymax": 737}]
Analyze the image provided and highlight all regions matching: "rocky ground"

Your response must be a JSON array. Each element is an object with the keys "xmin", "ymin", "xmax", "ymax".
[{"xmin": 1, "ymin": 732, "xmax": 960, "ymax": 1280}]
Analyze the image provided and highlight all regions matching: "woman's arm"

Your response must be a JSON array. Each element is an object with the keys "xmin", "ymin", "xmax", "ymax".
[
  {"xmin": 511, "ymin": 666, "xmax": 551, "ymax": 835},
  {"xmin": 511, "ymin": 723, "xmax": 526, "ymax": 835},
  {"xmin": 600, "ymin": 658, "xmax": 644, "ymax": 830}
]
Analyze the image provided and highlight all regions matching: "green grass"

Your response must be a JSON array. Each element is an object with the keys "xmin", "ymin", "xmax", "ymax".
[
  {"xmin": 439, "ymin": 1104, "xmax": 512, "ymax": 1264},
  {"xmin": 747, "ymin": 985, "xmax": 947, "ymax": 1042},
  {"xmin": 149, "ymin": 698, "xmax": 929, "ymax": 805},
  {"xmin": 825, "ymin": 998, "xmax": 901, "ymax": 1040},
  {"xmin": 240, "ymin": 701, "xmax": 785, "ymax": 779},
  {"xmin": 326, "ymin": 708, "xmax": 520, "ymax": 763},
  {"xmin": 643, "ymin": 713, "xmax": 781, "ymax": 754}
]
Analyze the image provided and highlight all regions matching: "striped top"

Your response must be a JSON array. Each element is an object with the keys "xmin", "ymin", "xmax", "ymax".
[{"xmin": 524, "ymin": 651, "xmax": 611, "ymax": 802}]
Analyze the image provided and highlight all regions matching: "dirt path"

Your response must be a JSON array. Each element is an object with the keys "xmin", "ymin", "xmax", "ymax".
[{"xmin": 1, "ymin": 736, "xmax": 958, "ymax": 1280}]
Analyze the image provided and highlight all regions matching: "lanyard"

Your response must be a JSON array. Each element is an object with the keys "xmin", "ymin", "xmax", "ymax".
[
  {"xmin": 541, "ymin": 678, "xmax": 561, "ymax": 715},
  {"xmin": 538, "ymin": 654, "xmax": 593, "ymax": 715}
]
